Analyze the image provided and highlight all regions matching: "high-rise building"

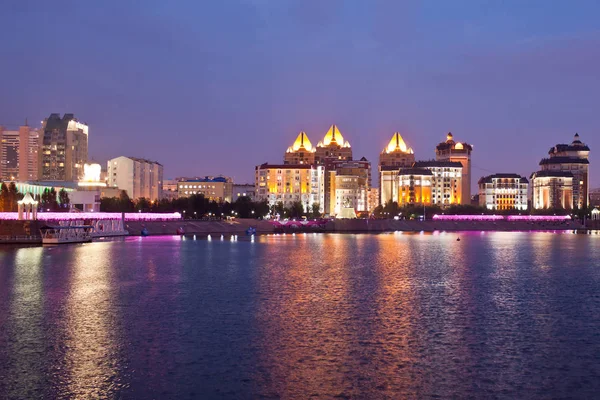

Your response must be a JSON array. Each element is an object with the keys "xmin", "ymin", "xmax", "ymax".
[
  {"xmin": 107, "ymin": 156, "xmax": 163, "ymax": 201},
  {"xmin": 0, "ymin": 124, "xmax": 39, "ymax": 182},
  {"xmin": 315, "ymin": 124, "xmax": 352, "ymax": 165},
  {"xmin": 534, "ymin": 133, "xmax": 590, "ymax": 209},
  {"xmin": 379, "ymin": 132, "xmax": 416, "ymax": 205},
  {"xmin": 326, "ymin": 158, "xmax": 371, "ymax": 215},
  {"xmin": 530, "ymin": 171, "xmax": 574, "ymax": 210},
  {"xmin": 40, "ymin": 113, "xmax": 88, "ymax": 181},
  {"xmin": 435, "ymin": 132, "xmax": 472, "ymax": 204},
  {"xmin": 284, "ymin": 131, "xmax": 315, "ymax": 165},
  {"xmin": 380, "ymin": 161, "xmax": 463, "ymax": 207},
  {"xmin": 254, "ymin": 163, "xmax": 324, "ymax": 212},
  {"xmin": 478, "ymin": 173, "xmax": 529, "ymax": 211},
  {"xmin": 177, "ymin": 177, "xmax": 233, "ymax": 202}
]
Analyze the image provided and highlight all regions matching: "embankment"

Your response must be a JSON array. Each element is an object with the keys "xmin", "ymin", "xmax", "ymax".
[{"xmin": 124, "ymin": 218, "xmax": 585, "ymax": 236}]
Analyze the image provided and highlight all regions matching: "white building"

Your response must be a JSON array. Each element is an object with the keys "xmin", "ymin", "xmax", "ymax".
[
  {"xmin": 107, "ymin": 156, "xmax": 163, "ymax": 201},
  {"xmin": 233, "ymin": 183, "xmax": 255, "ymax": 201},
  {"xmin": 478, "ymin": 173, "xmax": 529, "ymax": 211}
]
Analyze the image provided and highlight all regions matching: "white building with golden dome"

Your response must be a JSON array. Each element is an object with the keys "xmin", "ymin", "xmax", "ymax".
[
  {"xmin": 379, "ymin": 132, "xmax": 416, "ymax": 205},
  {"xmin": 284, "ymin": 131, "xmax": 316, "ymax": 165},
  {"xmin": 435, "ymin": 132, "xmax": 473, "ymax": 204}
]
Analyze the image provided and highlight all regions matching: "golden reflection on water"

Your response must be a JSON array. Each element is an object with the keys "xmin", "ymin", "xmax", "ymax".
[
  {"xmin": 62, "ymin": 243, "xmax": 122, "ymax": 398},
  {"xmin": 255, "ymin": 234, "xmax": 352, "ymax": 397},
  {"xmin": 7, "ymin": 247, "xmax": 44, "ymax": 398}
]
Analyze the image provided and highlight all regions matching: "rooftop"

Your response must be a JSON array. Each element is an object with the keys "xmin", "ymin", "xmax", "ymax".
[
  {"xmin": 413, "ymin": 160, "xmax": 463, "ymax": 168},
  {"xmin": 383, "ymin": 132, "xmax": 413, "ymax": 154},
  {"xmin": 539, "ymin": 157, "xmax": 589, "ymax": 165},
  {"xmin": 479, "ymin": 173, "xmax": 528, "ymax": 184},
  {"xmin": 531, "ymin": 170, "xmax": 574, "ymax": 178}
]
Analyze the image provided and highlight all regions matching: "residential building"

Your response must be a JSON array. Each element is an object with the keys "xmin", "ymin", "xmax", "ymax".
[
  {"xmin": 413, "ymin": 161, "xmax": 463, "ymax": 206},
  {"xmin": 162, "ymin": 179, "xmax": 179, "ymax": 200},
  {"xmin": 0, "ymin": 124, "xmax": 40, "ymax": 181},
  {"xmin": 530, "ymin": 171, "xmax": 574, "ymax": 210},
  {"xmin": 367, "ymin": 188, "xmax": 379, "ymax": 213},
  {"xmin": 478, "ymin": 173, "xmax": 529, "ymax": 211},
  {"xmin": 254, "ymin": 163, "xmax": 324, "ymax": 212},
  {"xmin": 177, "ymin": 176, "xmax": 233, "ymax": 202},
  {"xmin": 589, "ymin": 188, "xmax": 600, "ymax": 207},
  {"xmin": 379, "ymin": 132, "xmax": 416, "ymax": 205},
  {"xmin": 325, "ymin": 158, "xmax": 371, "ymax": 216},
  {"xmin": 284, "ymin": 131, "xmax": 315, "ymax": 165},
  {"xmin": 435, "ymin": 132, "xmax": 473, "ymax": 204},
  {"xmin": 107, "ymin": 156, "xmax": 163, "ymax": 201},
  {"xmin": 315, "ymin": 124, "xmax": 352, "ymax": 165},
  {"xmin": 536, "ymin": 133, "xmax": 590, "ymax": 209},
  {"xmin": 397, "ymin": 167, "xmax": 433, "ymax": 206},
  {"xmin": 40, "ymin": 113, "xmax": 88, "ymax": 181},
  {"xmin": 233, "ymin": 183, "xmax": 255, "ymax": 201}
]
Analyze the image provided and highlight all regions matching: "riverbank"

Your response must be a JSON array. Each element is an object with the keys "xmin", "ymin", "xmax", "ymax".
[{"xmin": 125, "ymin": 218, "xmax": 585, "ymax": 236}]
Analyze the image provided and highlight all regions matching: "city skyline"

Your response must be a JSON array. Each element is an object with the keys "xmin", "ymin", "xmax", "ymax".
[{"xmin": 1, "ymin": 0, "xmax": 598, "ymax": 188}]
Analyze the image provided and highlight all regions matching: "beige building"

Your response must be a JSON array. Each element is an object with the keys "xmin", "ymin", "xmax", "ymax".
[
  {"xmin": 0, "ymin": 124, "xmax": 40, "ymax": 181},
  {"xmin": 536, "ymin": 133, "xmax": 590, "ymax": 209},
  {"xmin": 325, "ymin": 158, "xmax": 371, "ymax": 216},
  {"xmin": 107, "ymin": 156, "xmax": 163, "ymax": 201},
  {"xmin": 255, "ymin": 163, "xmax": 324, "ymax": 212},
  {"xmin": 435, "ymin": 133, "xmax": 472, "ymax": 204},
  {"xmin": 367, "ymin": 187, "xmax": 379, "ymax": 213},
  {"xmin": 284, "ymin": 131, "xmax": 316, "ymax": 165},
  {"xmin": 162, "ymin": 179, "xmax": 179, "ymax": 200},
  {"xmin": 478, "ymin": 173, "xmax": 529, "ymax": 211},
  {"xmin": 397, "ymin": 167, "xmax": 433, "ymax": 206},
  {"xmin": 414, "ymin": 161, "xmax": 463, "ymax": 206},
  {"xmin": 530, "ymin": 171, "xmax": 574, "ymax": 210},
  {"xmin": 177, "ymin": 177, "xmax": 233, "ymax": 202},
  {"xmin": 40, "ymin": 113, "xmax": 88, "ymax": 181},
  {"xmin": 379, "ymin": 132, "xmax": 415, "ymax": 168}
]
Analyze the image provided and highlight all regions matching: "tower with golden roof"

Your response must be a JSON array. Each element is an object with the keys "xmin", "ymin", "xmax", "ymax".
[
  {"xmin": 315, "ymin": 124, "xmax": 352, "ymax": 164},
  {"xmin": 379, "ymin": 132, "xmax": 416, "ymax": 205},
  {"xmin": 435, "ymin": 132, "xmax": 473, "ymax": 204},
  {"xmin": 284, "ymin": 131, "xmax": 316, "ymax": 165}
]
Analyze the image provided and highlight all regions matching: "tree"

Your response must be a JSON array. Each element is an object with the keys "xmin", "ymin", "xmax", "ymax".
[
  {"xmin": 58, "ymin": 189, "xmax": 70, "ymax": 210},
  {"xmin": 288, "ymin": 201, "xmax": 305, "ymax": 219},
  {"xmin": 272, "ymin": 201, "xmax": 285, "ymax": 218},
  {"xmin": 135, "ymin": 197, "xmax": 152, "ymax": 212},
  {"xmin": 7, "ymin": 182, "xmax": 20, "ymax": 212},
  {"xmin": 118, "ymin": 190, "xmax": 135, "ymax": 212},
  {"xmin": 0, "ymin": 183, "xmax": 8, "ymax": 212},
  {"xmin": 310, "ymin": 202, "xmax": 321, "ymax": 219},
  {"xmin": 40, "ymin": 188, "xmax": 59, "ymax": 211}
]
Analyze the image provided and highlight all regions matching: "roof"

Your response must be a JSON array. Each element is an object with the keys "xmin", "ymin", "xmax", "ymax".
[
  {"xmin": 319, "ymin": 124, "xmax": 350, "ymax": 148},
  {"xmin": 531, "ymin": 170, "xmax": 574, "ymax": 178},
  {"xmin": 413, "ymin": 160, "xmax": 463, "ymax": 168},
  {"xmin": 128, "ymin": 156, "xmax": 163, "ymax": 166},
  {"xmin": 287, "ymin": 131, "xmax": 314, "ymax": 153},
  {"xmin": 383, "ymin": 132, "xmax": 413, "ymax": 154},
  {"xmin": 181, "ymin": 176, "xmax": 230, "ymax": 183},
  {"xmin": 478, "ymin": 173, "xmax": 528, "ymax": 184},
  {"xmin": 539, "ymin": 157, "xmax": 589, "ymax": 165},
  {"xmin": 397, "ymin": 167, "xmax": 433, "ymax": 176},
  {"xmin": 435, "ymin": 132, "xmax": 473, "ymax": 152},
  {"xmin": 255, "ymin": 163, "xmax": 312, "ymax": 170}
]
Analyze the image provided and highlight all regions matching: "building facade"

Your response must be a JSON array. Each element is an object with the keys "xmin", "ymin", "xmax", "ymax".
[
  {"xmin": 233, "ymin": 183, "xmax": 255, "ymax": 201},
  {"xmin": 254, "ymin": 163, "xmax": 324, "ymax": 212},
  {"xmin": 40, "ymin": 114, "xmax": 88, "ymax": 181},
  {"xmin": 396, "ymin": 168, "xmax": 433, "ymax": 206},
  {"xmin": 435, "ymin": 133, "xmax": 472, "ymax": 204},
  {"xmin": 284, "ymin": 131, "xmax": 315, "ymax": 165},
  {"xmin": 0, "ymin": 124, "xmax": 40, "ymax": 182},
  {"xmin": 478, "ymin": 173, "xmax": 529, "ymax": 211},
  {"xmin": 162, "ymin": 179, "xmax": 179, "ymax": 200},
  {"xmin": 177, "ymin": 177, "xmax": 233, "ymax": 202},
  {"xmin": 530, "ymin": 171, "xmax": 574, "ymax": 210},
  {"xmin": 107, "ymin": 156, "xmax": 163, "ymax": 201},
  {"xmin": 379, "ymin": 132, "xmax": 416, "ymax": 206}
]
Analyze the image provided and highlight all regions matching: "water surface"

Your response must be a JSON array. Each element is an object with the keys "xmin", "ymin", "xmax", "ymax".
[{"xmin": 1, "ymin": 232, "xmax": 600, "ymax": 398}]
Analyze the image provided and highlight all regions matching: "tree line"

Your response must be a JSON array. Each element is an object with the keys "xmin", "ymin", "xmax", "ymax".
[{"xmin": 0, "ymin": 183, "xmax": 70, "ymax": 212}]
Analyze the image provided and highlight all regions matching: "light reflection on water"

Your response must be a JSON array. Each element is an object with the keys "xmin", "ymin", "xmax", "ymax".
[{"xmin": 0, "ymin": 233, "xmax": 600, "ymax": 398}]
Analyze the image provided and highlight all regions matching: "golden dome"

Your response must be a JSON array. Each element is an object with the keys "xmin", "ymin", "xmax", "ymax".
[
  {"xmin": 321, "ymin": 124, "xmax": 348, "ymax": 147},
  {"xmin": 384, "ymin": 132, "xmax": 413, "ymax": 154},
  {"xmin": 287, "ymin": 131, "xmax": 314, "ymax": 153}
]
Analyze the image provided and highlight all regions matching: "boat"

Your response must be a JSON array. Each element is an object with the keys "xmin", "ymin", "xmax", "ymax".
[{"xmin": 40, "ymin": 225, "xmax": 94, "ymax": 245}]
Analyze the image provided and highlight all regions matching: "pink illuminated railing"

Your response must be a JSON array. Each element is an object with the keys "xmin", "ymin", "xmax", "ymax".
[
  {"xmin": 433, "ymin": 214, "xmax": 571, "ymax": 221},
  {"xmin": 0, "ymin": 212, "xmax": 182, "ymax": 221},
  {"xmin": 270, "ymin": 219, "xmax": 329, "ymax": 227}
]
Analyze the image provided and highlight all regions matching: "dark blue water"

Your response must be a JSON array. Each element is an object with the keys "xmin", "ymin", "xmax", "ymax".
[{"xmin": 1, "ymin": 232, "xmax": 600, "ymax": 399}]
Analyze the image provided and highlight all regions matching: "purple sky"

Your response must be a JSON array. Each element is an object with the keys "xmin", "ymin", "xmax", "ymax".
[{"xmin": 2, "ymin": 0, "xmax": 599, "ymax": 191}]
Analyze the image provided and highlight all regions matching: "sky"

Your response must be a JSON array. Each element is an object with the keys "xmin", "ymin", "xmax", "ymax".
[{"xmin": 1, "ymin": 0, "xmax": 599, "ymax": 191}]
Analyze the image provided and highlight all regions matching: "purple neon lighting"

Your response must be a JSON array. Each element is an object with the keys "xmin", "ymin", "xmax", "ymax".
[
  {"xmin": 0, "ymin": 212, "xmax": 182, "ymax": 221},
  {"xmin": 433, "ymin": 214, "xmax": 571, "ymax": 221}
]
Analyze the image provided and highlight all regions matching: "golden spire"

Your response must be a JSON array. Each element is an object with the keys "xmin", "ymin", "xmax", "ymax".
[
  {"xmin": 384, "ymin": 132, "xmax": 413, "ymax": 154},
  {"xmin": 322, "ymin": 124, "xmax": 347, "ymax": 147},
  {"xmin": 287, "ymin": 131, "xmax": 314, "ymax": 153}
]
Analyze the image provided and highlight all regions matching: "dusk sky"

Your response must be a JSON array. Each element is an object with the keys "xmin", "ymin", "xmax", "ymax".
[{"xmin": 2, "ymin": 0, "xmax": 599, "ymax": 191}]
